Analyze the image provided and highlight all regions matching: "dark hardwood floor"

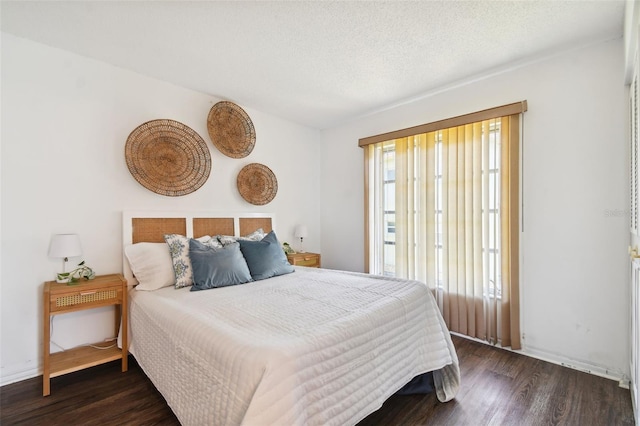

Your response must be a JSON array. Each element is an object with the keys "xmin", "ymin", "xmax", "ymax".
[{"xmin": 1, "ymin": 335, "xmax": 633, "ymax": 425}]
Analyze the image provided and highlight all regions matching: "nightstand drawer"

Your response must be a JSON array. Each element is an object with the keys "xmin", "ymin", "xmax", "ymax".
[
  {"xmin": 49, "ymin": 287, "xmax": 122, "ymax": 312},
  {"xmin": 47, "ymin": 274, "xmax": 126, "ymax": 314},
  {"xmin": 296, "ymin": 256, "xmax": 320, "ymax": 267},
  {"xmin": 287, "ymin": 252, "xmax": 321, "ymax": 268}
]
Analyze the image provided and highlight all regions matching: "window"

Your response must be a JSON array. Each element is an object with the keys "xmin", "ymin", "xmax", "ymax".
[{"xmin": 360, "ymin": 102, "xmax": 526, "ymax": 349}]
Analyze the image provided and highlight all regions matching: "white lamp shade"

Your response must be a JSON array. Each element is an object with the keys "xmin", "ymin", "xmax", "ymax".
[
  {"xmin": 48, "ymin": 234, "xmax": 82, "ymax": 259},
  {"xmin": 294, "ymin": 225, "xmax": 308, "ymax": 239}
]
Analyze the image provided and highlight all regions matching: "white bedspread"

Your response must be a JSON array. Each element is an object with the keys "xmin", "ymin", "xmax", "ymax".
[{"xmin": 129, "ymin": 267, "xmax": 460, "ymax": 426}]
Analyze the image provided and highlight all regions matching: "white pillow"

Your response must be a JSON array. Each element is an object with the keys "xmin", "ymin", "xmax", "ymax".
[{"xmin": 124, "ymin": 243, "xmax": 175, "ymax": 291}]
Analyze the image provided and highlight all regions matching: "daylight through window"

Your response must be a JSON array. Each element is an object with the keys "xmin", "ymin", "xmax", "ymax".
[{"xmin": 361, "ymin": 102, "xmax": 525, "ymax": 349}]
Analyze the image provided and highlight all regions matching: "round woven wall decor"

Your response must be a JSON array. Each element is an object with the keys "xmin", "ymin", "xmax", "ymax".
[
  {"xmin": 237, "ymin": 163, "xmax": 278, "ymax": 205},
  {"xmin": 125, "ymin": 119, "xmax": 211, "ymax": 197},
  {"xmin": 207, "ymin": 101, "xmax": 256, "ymax": 158}
]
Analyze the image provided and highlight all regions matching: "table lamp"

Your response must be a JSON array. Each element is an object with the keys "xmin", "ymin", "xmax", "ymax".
[
  {"xmin": 48, "ymin": 234, "xmax": 82, "ymax": 283},
  {"xmin": 294, "ymin": 225, "xmax": 308, "ymax": 253}
]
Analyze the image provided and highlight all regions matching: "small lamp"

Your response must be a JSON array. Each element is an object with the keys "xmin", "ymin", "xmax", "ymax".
[
  {"xmin": 48, "ymin": 234, "xmax": 82, "ymax": 283},
  {"xmin": 294, "ymin": 225, "xmax": 308, "ymax": 253}
]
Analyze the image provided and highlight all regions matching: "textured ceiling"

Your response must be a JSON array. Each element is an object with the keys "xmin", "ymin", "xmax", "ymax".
[{"xmin": 0, "ymin": 1, "xmax": 625, "ymax": 129}]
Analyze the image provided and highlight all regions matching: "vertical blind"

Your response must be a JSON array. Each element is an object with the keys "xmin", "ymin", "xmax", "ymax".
[{"xmin": 361, "ymin": 102, "xmax": 525, "ymax": 349}]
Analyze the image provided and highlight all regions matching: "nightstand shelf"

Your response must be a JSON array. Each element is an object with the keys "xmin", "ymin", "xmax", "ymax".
[
  {"xmin": 287, "ymin": 252, "xmax": 321, "ymax": 268},
  {"xmin": 43, "ymin": 273, "xmax": 128, "ymax": 396},
  {"xmin": 49, "ymin": 345, "xmax": 123, "ymax": 378}
]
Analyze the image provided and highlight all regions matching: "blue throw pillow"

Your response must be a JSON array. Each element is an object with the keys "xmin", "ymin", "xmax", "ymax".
[
  {"xmin": 238, "ymin": 231, "xmax": 295, "ymax": 281},
  {"xmin": 188, "ymin": 239, "xmax": 252, "ymax": 291}
]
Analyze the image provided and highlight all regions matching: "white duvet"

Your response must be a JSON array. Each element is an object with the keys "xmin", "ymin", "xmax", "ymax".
[{"xmin": 129, "ymin": 267, "xmax": 460, "ymax": 426}]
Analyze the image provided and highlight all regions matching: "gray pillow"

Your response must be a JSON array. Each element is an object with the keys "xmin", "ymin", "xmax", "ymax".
[
  {"xmin": 238, "ymin": 231, "xmax": 294, "ymax": 281},
  {"xmin": 189, "ymin": 239, "xmax": 252, "ymax": 291}
]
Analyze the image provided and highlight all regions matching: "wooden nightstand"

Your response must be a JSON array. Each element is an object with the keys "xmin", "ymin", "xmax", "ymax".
[
  {"xmin": 43, "ymin": 273, "xmax": 128, "ymax": 396},
  {"xmin": 287, "ymin": 252, "xmax": 321, "ymax": 268}
]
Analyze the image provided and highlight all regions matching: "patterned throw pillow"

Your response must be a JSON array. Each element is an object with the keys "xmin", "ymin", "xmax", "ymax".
[
  {"xmin": 164, "ymin": 234, "xmax": 218, "ymax": 288},
  {"xmin": 200, "ymin": 235, "xmax": 224, "ymax": 249},
  {"xmin": 217, "ymin": 228, "xmax": 265, "ymax": 246}
]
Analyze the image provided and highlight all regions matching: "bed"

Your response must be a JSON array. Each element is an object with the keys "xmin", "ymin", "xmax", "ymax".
[{"xmin": 122, "ymin": 211, "xmax": 460, "ymax": 426}]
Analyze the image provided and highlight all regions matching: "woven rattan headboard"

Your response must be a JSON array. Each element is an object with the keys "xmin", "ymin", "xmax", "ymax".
[{"xmin": 122, "ymin": 211, "xmax": 274, "ymax": 285}]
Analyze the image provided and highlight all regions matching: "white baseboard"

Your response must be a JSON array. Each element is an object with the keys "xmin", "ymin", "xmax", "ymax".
[
  {"xmin": 0, "ymin": 361, "xmax": 40, "ymax": 387},
  {"xmin": 451, "ymin": 332, "xmax": 627, "ymax": 385},
  {"xmin": 523, "ymin": 346, "xmax": 626, "ymax": 384}
]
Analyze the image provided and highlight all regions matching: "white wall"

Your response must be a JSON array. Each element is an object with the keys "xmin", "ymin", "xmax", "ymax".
[
  {"xmin": 320, "ymin": 39, "xmax": 630, "ymax": 379},
  {"xmin": 0, "ymin": 33, "xmax": 321, "ymax": 385}
]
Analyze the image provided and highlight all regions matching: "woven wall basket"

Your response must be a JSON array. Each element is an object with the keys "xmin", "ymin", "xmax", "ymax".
[
  {"xmin": 237, "ymin": 163, "xmax": 278, "ymax": 205},
  {"xmin": 207, "ymin": 101, "xmax": 256, "ymax": 158},
  {"xmin": 125, "ymin": 119, "xmax": 211, "ymax": 196}
]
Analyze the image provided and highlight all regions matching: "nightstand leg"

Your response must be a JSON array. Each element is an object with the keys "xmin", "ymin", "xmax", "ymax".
[
  {"xmin": 114, "ymin": 304, "xmax": 120, "ymax": 341},
  {"xmin": 121, "ymin": 286, "xmax": 128, "ymax": 372},
  {"xmin": 43, "ymin": 286, "xmax": 51, "ymax": 396}
]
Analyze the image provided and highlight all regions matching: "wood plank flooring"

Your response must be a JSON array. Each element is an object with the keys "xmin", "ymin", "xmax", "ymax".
[{"xmin": 1, "ymin": 335, "xmax": 634, "ymax": 425}]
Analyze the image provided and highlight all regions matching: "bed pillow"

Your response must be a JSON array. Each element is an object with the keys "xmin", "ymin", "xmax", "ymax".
[
  {"xmin": 238, "ymin": 230, "xmax": 295, "ymax": 281},
  {"xmin": 124, "ymin": 242, "xmax": 175, "ymax": 291},
  {"xmin": 199, "ymin": 235, "xmax": 224, "ymax": 249},
  {"xmin": 217, "ymin": 228, "xmax": 266, "ymax": 247},
  {"xmin": 164, "ymin": 234, "xmax": 214, "ymax": 288},
  {"xmin": 189, "ymin": 239, "xmax": 253, "ymax": 291}
]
